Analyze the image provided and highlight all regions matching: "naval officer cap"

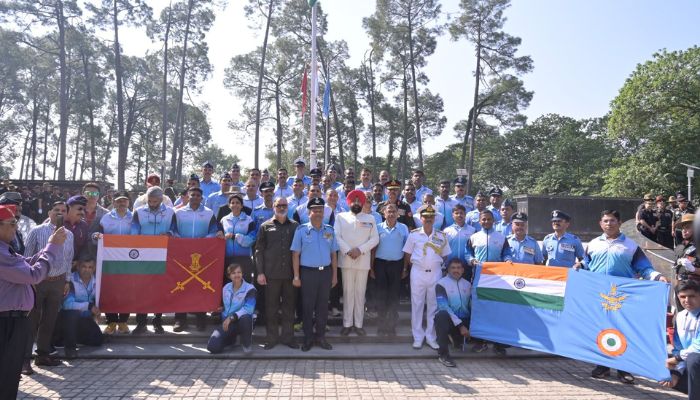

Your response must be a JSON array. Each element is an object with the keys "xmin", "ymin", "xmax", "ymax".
[
  {"xmin": 385, "ymin": 179, "xmax": 402, "ymax": 190},
  {"xmin": 453, "ymin": 177, "xmax": 466, "ymax": 186},
  {"xmin": 260, "ymin": 181, "xmax": 275, "ymax": 191},
  {"xmin": 294, "ymin": 157, "xmax": 306, "ymax": 166},
  {"xmin": 511, "ymin": 212, "xmax": 528, "ymax": 223},
  {"xmin": 417, "ymin": 204, "xmax": 437, "ymax": 217},
  {"xmin": 551, "ymin": 210, "xmax": 571, "ymax": 222},
  {"xmin": 489, "ymin": 187, "xmax": 503, "ymax": 197},
  {"xmin": 309, "ymin": 168, "xmax": 323, "ymax": 177},
  {"xmin": 201, "ymin": 160, "xmax": 214, "ymax": 169},
  {"xmin": 307, "ymin": 197, "xmax": 325, "ymax": 208}
]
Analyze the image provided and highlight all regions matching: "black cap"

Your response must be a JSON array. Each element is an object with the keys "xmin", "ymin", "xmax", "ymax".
[
  {"xmin": 310, "ymin": 168, "xmax": 322, "ymax": 177},
  {"xmin": 307, "ymin": 197, "xmax": 325, "ymax": 208},
  {"xmin": 260, "ymin": 181, "xmax": 275, "ymax": 191},
  {"xmin": 551, "ymin": 210, "xmax": 571, "ymax": 222},
  {"xmin": 677, "ymin": 192, "xmax": 688, "ymax": 201},
  {"xmin": 189, "ymin": 174, "xmax": 200, "ymax": 182},
  {"xmin": 453, "ymin": 177, "xmax": 466, "ymax": 186},
  {"xmin": 201, "ymin": 161, "xmax": 214, "ymax": 169},
  {"xmin": 511, "ymin": 212, "xmax": 528, "ymax": 222},
  {"xmin": 114, "ymin": 190, "xmax": 130, "ymax": 201},
  {"xmin": 489, "ymin": 187, "xmax": 503, "ymax": 197},
  {"xmin": 0, "ymin": 192, "xmax": 22, "ymax": 205}
]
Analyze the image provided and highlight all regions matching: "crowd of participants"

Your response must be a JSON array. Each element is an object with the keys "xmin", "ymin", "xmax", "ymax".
[{"xmin": 1, "ymin": 159, "xmax": 699, "ymax": 400}]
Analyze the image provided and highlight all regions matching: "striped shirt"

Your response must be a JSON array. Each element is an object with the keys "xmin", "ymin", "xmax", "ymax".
[{"xmin": 24, "ymin": 222, "xmax": 74, "ymax": 280}]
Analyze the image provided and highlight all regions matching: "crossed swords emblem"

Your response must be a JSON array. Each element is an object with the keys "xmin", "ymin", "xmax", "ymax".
[{"xmin": 170, "ymin": 253, "xmax": 216, "ymax": 293}]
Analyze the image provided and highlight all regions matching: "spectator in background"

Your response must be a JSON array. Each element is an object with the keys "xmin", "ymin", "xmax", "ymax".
[{"xmin": 133, "ymin": 174, "xmax": 174, "ymax": 209}]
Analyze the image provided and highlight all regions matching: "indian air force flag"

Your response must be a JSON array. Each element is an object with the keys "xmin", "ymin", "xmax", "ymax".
[{"xmin": 470, "ymin": 262, "xmax": 670, "ymax": 381}]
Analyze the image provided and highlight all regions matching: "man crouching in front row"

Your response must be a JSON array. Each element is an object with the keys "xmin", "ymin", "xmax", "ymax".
[
  {"xmin": 434, "ymin": 258, "xmax": 471, "ymax": 367},
  {"xmin": 662, "ymin": 280, "xmax": 700, "ymax": 399}
]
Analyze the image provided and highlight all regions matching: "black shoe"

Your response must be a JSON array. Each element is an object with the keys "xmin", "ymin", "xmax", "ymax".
[
  {"xmin": 617, "ymin": 371, "xmax": 635, "ymax": 384},
  {"xmin": 493, "ymin": 345, "xmax": 507, "ymax": 356},
  {"xmin": 34, "ymin": 354, "xmax": 61, "ymax": 367},
  {"xmin": 283, "ymin": 341, "xmax": 300, "ymax": 349},
  {"xmin": 301, "ymin": 341, "xmax": 313, "ymax": 352},
  {"xmin": 153, "ymin": 320, "xmax": 165, "ymax": 334},
  {"xmin": 353, "ymin": 327, "xmax": 366, "ymax": 336},
  {"xmin": 340, "ymin": 327, "xmax": 352, "ymax": 336},
  {"xmin": 64, "ymin": 348, "xmax": 78, "ymax": 360},
  {"xmin": 263, "ymin": 342, "xmax": 277, "ymax": 350},
  {"xmin": 132, "ymin": 323, "xmax": 147, "ymax": 335},
  {"xmin": 21, "ymin": 360, "xmax": 35, "ymax": 375},
  {"xmin": 316, "ymin": 339, "xmax": 333, "ymax": 350},
  {"xmin": 196, "ymin": 320, "xmax": 206, "ymax": 332},
  {"xmin": 173, "ymin": 320, "xmax": 187, "ymax": 333},
  {"xmin": 439, "ymin": 354, "xmax": 456, "ymax": 367}
]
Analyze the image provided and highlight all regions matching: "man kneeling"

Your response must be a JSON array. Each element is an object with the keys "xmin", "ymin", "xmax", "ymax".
[
  {"xmin": 662, "ymin": 280, "xmax": 700, "ymax": 398},
  {"xmin": 434, "ymin": 258, "xmax": 471, "ymax": 367},
  {"xmin": 60, "ymin": 256, "xmax": 104, "ymax": 359},
  {"xmin": 207, "ymin": 264, "xmax": 256, "ymax": 354}
]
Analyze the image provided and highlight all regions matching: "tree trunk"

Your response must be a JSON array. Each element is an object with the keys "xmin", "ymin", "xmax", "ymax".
[
  {"xmin": 29, "ymin": 92, "xmax": 39, "ymax": 180},
  {"xmin": 175, "ymin": 105, "xmax": 185, "ymax": 180},
  {"xmin": 160, "ymin": 2, "xmax": 172, "ymax": 179},
  {"xmin": 275, "ymin": 81, "xmax": 283, "ymax": 169},
  {"xmin": 385, "ymin": 118, "xmax": 395, "ymax": 175},
  {"xmin": 253, "ymin": 0, "xmax": 275, "ymax": 168},
  {"xmin": 171, "ymin": 0, "xmax": 194, "ymax": 180},
  {"xmin": 42, "ymin": 105, "xmax": 50, "ymax": 178},
  {"xmin": 465, "ymin": 38, "xmax": 482, "ymax": 194},
  {"xmin": 19, "ymin": 128, "xmax": 29, "ymax": 180},
  {"xmin": 407, "ymin": 13, "xmax": 423, "ymax": 171},
  {"xmin": 399, "ymin": 69, "xmax": 410, "ymax": 182},
  {"xmin": 113, "ymin": 0, "xmax": 126, "ymax": 190},
  {"xmin": 81, "ymin": 50, "xmax": 98, "ymax": 180},
  {"xmin": 72, "ymin": 124, "xmax": 82, "ymax": 180},
  {"xmin": 79, "ymin": 131, "xmax": 88, "ymax": 180},
  {"xmin": 102, "ymin": 111, "xmax": 116, "ymax": 181},
  {"xmin": 350, "ymin": 110, "xmax": 359, "ymax": 173},
  {"xmin": 55, "ymin": 0, "xmax": 69, "ymax": 180},
  {"xmin": 367, "ymin": 55, "xmax": 377, "ymax": 176}
]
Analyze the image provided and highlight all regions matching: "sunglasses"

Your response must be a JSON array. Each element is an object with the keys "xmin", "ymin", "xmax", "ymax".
[
  {"xmin": 84, "ymin": 191, "xmax": 100, "ymax": 197},
  {"xmin": 0, "ymin": 219, "xmax": 18, "ymax": 226}
]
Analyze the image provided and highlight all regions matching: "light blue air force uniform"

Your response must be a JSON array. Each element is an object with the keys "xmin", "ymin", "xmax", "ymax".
[
  {"xmin": 174, "ymin": 204, "xmax": 218, "ymax": 238},
  {"xmin": 287, "ymin": 194, "xmax": 308, "ymax": 219},
  {"xmin": 435, "ymin": 197, "xmax": 459, "ymax": 229},
  {"xmin": 205, "ymin": 191, "xmax": 230, "ymax": 216},
  {"xmin": 375, "ymin": 221, "xmax": 409, "ymax": 261},
  {"xmin": 99, "ymin": 209, "xmax": 133, "ymax": 235},
  {"xmin": 451, "ymin": 195, "xmax": 474, "ymax": 212},
  {"xmin": 290, "ymin": 223, "xmax": 339, "ymax": 267},
  {"xmin": 199, "ymin": 179, "xmax": 221, "ymax": 199},
  {"xmin": 541, "ymin": 232, "xmax": 585, "ymax": 268},
  {"xmin": 507, "ymin": 234, "xmax": 544, "ymax": 264}
]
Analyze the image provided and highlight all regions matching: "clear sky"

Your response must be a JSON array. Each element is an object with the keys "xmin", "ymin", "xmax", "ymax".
[{"xmin": 61, "ymin": 0, "xmax": 700, "ymax": 174}]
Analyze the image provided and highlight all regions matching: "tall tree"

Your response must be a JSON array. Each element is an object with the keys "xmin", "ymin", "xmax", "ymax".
[
  {"xmin": 88, "ymin": 0, "xmax": 152, "ymax": 189},
  {"xmin": 449, "ymin": 0, "xmax": 532, "ymax": 193}
]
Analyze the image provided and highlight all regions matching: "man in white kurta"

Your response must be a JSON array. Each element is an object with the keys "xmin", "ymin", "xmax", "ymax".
[
  {"xmin": 403, "ymin": 204, "xmax": 451, "ymax": 350},
  {"xmin": 334, "ymin": 189, "xmax": 379, "ymax": 336}
]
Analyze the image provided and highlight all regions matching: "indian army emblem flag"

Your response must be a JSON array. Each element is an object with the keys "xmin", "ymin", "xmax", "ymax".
[
  {"xmin": 96, "ymin": 235, "xmax": 225, "ymax": 313},
  {"xmin": 470, "ymin": 262, "xmax": 671, "ymax": 381}
]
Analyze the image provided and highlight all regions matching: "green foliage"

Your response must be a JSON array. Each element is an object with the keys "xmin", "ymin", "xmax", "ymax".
[{"xmin": 604, "ymin": 47, "xmax": 700, "ymax": 198}]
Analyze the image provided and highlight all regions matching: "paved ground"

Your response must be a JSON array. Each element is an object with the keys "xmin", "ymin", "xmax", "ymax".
[{"xmin": 19, "ymin": 358, "xmax": 683, "ymax": 399}]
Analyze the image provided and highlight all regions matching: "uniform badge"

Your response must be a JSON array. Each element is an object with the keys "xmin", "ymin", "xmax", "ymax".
[
  {"xmin": 523, "ymin": 247, "xmax": 535, "ymax": 255},
  {"xmin": 560, "ymin": 243, "xmax": 575, "ymax": 252},
  {"xmin": 323, "ymin": 232, "xmax": 333, "ymax": 240},
  {"xmin": 600, "ymin": 284, "xmax": 627, "ymax": 311}
]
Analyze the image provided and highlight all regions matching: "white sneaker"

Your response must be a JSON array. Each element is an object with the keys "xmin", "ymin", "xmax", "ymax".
[
  {"xmin": 412, "ymin": 339, "xmax": 424, "ymax": 349},
  {"xmin": 242, "ymin": 345, "xmax": 252, "ymax": 355},
  {"xmin": 426, "ymin": 339, "xmax": 439, "ymax": 350},
  {"xmin": 331, "ymin": 307, "xmax": 342, "ymax": 317}
]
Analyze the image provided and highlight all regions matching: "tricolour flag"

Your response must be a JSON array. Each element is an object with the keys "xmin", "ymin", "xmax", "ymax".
[
  {"xmin": 322, "ymin": 78, "xmax": 331, "ymax": 119},
  {"xmin": 476, "ymin": 263, "xmax": 566, "ymax": 311},
  {"xmin": 96, "ymin": 235, "xmax": 225, "ymax": 313},
  {"xmin": 471, "ymin": 262, "xmax": 671, "ymax": 381}
]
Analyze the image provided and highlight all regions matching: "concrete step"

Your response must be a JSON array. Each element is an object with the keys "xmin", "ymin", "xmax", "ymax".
[{"xmin": 65, "ymin": 342, "xmax": 551, "ymax": 360}]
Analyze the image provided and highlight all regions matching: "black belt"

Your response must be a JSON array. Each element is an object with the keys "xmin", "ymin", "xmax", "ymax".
[
  {"xmin": 0, "ymin": 310, "xmax": 30, "ymax": 318},
  {"xmin": 375, "ymin": 258, "xmax": 403, "ymax": 263},
  {"xmin": 301, "ymin": 265, "xmax": 330, "ymax": 271}
]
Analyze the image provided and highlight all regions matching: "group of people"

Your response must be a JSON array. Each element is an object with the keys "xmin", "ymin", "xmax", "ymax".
[
  {"xmin": 1, "ymin": 158, "xmax": 699, "ymax": 400},
  {"xmin": 636, "ymin": 192, "xmax": 696, "ymax": 248}
]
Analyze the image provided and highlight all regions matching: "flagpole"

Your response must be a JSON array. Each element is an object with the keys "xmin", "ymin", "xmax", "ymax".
[
  {"xmin": 325, "ymin": 115, "xmax": 329, "ymax": 168},
  {"xmin": 309, "ymin": 2, "xmax": 318, "ymax": 169}
]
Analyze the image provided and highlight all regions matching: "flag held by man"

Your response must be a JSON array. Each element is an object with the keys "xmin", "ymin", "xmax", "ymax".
[
  {"xmin": 470, "ymin": 262, "xmax": 671, "ymax": 381},
  {"xmin": 96, "ymin": 235, "xmax": 225, "ymax": 313}
]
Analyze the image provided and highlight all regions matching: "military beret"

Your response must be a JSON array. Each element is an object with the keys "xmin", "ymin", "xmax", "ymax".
[
  {"xmin": 221, "ymin": 172, "xmax": 232, "ymax": 180},
  {"xmin": 551, "ymin": 210, "xmax": 571, "ymax": 221},
  {"xmin": 0, "ymin": 204, "xmax": 17, "ymax": 220},
  {"xmin": 0, "ymin": 192, "xmax": 22, "ymax": 205},
  {"xmin": 418, "ymin": 204, "xmax": 437, "ymax": 217},
  {"xmin": 308, "ymin": 197, "xmax": 325, "ymax": 208},
  {"xmin": 201, "ymin": 161, "xmax": 214, "ymax": 169},
  {"xmin": 67, "ymin": 195, "xmax": 88, "ymax": 207},
  {"xmin": 189, "ymin": 174, "xmax": 200, "ymax": 182},
  {"xmin": 260, "ymin": 181, "xmax": 275, "ymax": 191},
  {"xmin": 385, "ymin": 179, "xmax": 401, "ymax": 189},
  {"xmin": 511, "ymin": 212, "xmax": 528, "ymax": 222},
  {"xmin": 489, "ymin": 187, "xmax": 503, "ymax": 197}
]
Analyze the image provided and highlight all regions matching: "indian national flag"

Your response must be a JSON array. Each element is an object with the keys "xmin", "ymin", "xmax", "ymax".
[
  {"xmin": 476, "ymin": 262, "xmax": 568, "ymax": 311},
  {"xmin": 100, "ymin": 235, "xmax": 168, "ymax": 274}
]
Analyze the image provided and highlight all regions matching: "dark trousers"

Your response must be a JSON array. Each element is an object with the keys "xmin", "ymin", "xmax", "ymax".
[
  {"xmin": 435, "ymin": 310, "xmax": 468, "ymax": 356},
  {"xmin": 105, "ymin": 313, "xmax": 129, "ymax": 323},
  {"xmin": 59, "ymin": 310, "xmax": 103, "ymax": 349},
  {"xmin": 329, "ymin": 266, "xmax": 343, "ymax": 310},
  {"xmin": 1, "ymin": 315, "xmax": 30, "ymax": 399},
  {"xmin": 27, "ymin": 279, "xmax": 64, "ymax": 357},
  {"xmin": 300, "ymin": 266, "xmax": 332, "ymax": 343},
  {"xmin": 135, "ymin": 313, "xmax": 162, "ymax": 325},
  {"xmin": 174, "ymin": 312, "xmax": 206, "ymax": 325},
  {"xmin": 265, "ymin": 279, "xmax": 296, "ymax": 344},
  {"xmin": 674, "ymin": 352, "xmax": 700, "ymax": 398},
  {"xmin": 656, "ymin": 231, "xmax": 673, "ymax": 249},
  {"xmin": 375, "ymin": 258, "xmax": 402, "ymax": 330},
  {"xmin": 206, "ymin": 314, "xmax": 253, "ymax": 354}
]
